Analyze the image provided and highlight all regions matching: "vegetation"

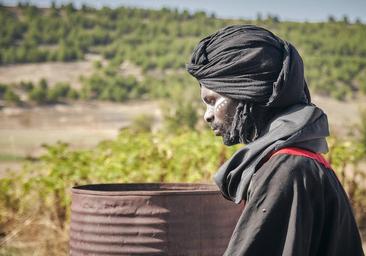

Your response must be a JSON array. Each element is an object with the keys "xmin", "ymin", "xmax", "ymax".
[
  {"xmin": 1, "ymin": 93, "xmax": 366, "ymax": 254},
  {"xmin": 2, "ymin": 86, "xmax": 21, "ymax": 106},
  {"xmin": 0, "ymin": 70, "xmax": 198, "ymax": 106},
  {"xmin": 0, "ymin": 3, "xmax": 365, "ymax": 255},
  {"xmin": 0, "ymin": 79, "xmax": 79, "ymax": 106},
  {"xmin": 327, "ymin": 137, "xmax": 366, "ymax": 227},
  {"xmin": 0, "ymin": 128, "xmax": 239, "ymax": 254},
  {"xmin": 0, "ymin": 4, "xmax": 366, "ymax": 100},
  {"xmin": 0, "ymin": 117, "xmax": 365, "ymax": 254},
  {"xmin": 80, "ymin": 66, "xmax": 146, "ymax": 102}
]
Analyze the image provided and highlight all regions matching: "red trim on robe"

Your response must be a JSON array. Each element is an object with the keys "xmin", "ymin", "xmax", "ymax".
[{"xmin": 269, "ymin": 147, "xmax": 331, "ymax": 169}]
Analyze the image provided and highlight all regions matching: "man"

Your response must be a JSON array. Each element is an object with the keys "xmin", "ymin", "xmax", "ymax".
[{"xmin": 186, "ymin": 25, "xmax": 364, "ymax": 256}]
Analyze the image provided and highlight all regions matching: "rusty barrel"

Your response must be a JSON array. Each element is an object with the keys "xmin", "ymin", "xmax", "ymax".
[{"xmin": 70, "ymin": 183, "xmax": 243, "ymax": 255}]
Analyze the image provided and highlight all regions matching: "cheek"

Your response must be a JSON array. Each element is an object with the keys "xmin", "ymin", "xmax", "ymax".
[
  {"xmin": 214, "ymin": 98, "xmax": 229, "ymax": 121},
  {"xmin": 215, "ymin": 98, "xmax": 238, "ymax": 126}
]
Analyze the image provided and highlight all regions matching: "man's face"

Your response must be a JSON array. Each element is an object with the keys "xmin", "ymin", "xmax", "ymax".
[{"xmin": 200, "ymin": 86, "xmax": 238, "ymax": 145}]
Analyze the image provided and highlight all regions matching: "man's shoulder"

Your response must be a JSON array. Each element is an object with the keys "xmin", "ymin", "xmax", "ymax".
[
  {"xmin": 254, "ymin": 152, "xmax": 328, "ymax": 189},
  {"xmin": 261, "ymin": 152, "xmax": 327, "ymax": 176},
  {"xmin": 248, "ymin": 153, "xmax": 329, "ymax": 202}
]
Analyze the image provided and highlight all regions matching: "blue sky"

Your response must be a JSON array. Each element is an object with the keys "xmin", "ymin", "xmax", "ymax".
[{"xmin": 3, "ymin": 0, "xmax": 366, "ymax": 23}]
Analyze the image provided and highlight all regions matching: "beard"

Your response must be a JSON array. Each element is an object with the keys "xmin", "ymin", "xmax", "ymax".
[
  {"xmin": 222, "ymin": 130, "xmax": 240, "ymax": 146},
  {"xmin": 212, "ymin": 122, "xmax": 239, "ymax": 146},
  {"xmin": 212, "ymin": 116, "xmax": 257, "ymax": 146}
]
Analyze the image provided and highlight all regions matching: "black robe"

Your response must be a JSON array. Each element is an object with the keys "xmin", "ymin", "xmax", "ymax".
[
  {"xmin": 224, "ymin": 153, "xmax": 364, "ymax": 256},
  {"xmin": 185, "ymin": 25, "xmax": 364, "ymax": 255}
]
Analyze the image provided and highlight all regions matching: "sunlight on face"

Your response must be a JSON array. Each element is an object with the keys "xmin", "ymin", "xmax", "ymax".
[{"xmin": 200, "ymin": 86, "xmax": 238, "ymax": 145}]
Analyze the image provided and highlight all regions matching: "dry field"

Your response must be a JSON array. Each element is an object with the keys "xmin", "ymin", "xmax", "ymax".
[
  {"xmin": 0, "ymin": 56, "xmax": 149, "ymax": 175},
  {"xmin": 312, "ymin": 94, "xmax": 366, "ymax": 136},
  {"xmin": 0, "ymin": 101, "xmax": 161, "ymax": 175},
  {"xmin": 0, "ymin": 54, "xmax": 104, "ymax": 89},
  {"xmin": 0, "ymin": 60, "xmax": 365, "ymax": 175},
  {"xmin": 309, "ymin": 94, "xmax": 366, "ymax": 141},
  {"xmin": 0, "ymin": 92, "xmax": 364, "ymax": 177}
]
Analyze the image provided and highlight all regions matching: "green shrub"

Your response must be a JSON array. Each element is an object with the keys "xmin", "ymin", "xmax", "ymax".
[
  {"xmin": 0, "ymin": 83, "xmax": 8, "ymax": 98},
  {"xmin": 130, "ymin": 114, "xmax": 155, "ymax": 133},
  {"xmin": 19, "ymin": 81, "xmax": 34, "ymax": 92},
  {"xmin": 3, "ymin": 87, "xmax": 20, "ymax": 105},
  {"xmin": 29, "ymin": 85, "xmax": 48, "ymax": 104},
  {"xmin": 47, "ymin": 82, "xmax": 71, "ymax": 102}
]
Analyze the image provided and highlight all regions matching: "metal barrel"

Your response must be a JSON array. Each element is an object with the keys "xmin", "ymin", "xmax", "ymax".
[{"xmin": 70, "ymin": 183, "xmax": 243, "ymax": 256}]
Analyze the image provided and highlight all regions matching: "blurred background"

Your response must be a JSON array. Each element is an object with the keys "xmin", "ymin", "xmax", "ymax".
[{"xmin": 0, "ymin": 0, "xmax": 365, "ymax": 254}]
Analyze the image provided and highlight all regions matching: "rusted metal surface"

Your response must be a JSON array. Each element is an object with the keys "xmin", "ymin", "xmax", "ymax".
[{"xmin": 70, "ymin": 183, "xmax": 243, "ymax": 256}]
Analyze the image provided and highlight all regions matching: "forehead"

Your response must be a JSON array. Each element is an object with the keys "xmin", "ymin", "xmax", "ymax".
[{"xmin": 200, "ymin": 86, "xmax": 222, "ymax": 99}]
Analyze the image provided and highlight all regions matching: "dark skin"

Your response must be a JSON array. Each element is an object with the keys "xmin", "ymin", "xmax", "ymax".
[{"xmin": 200, "ymin": 86, "xmax": 239, "ymax": 145}]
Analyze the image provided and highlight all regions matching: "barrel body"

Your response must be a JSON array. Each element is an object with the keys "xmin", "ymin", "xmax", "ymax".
[{"xmin": 70, "ymin": 183, "xmax": 243, "ymax": 256}]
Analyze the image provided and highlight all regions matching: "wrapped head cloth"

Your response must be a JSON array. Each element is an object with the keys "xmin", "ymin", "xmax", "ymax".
[
  {"xmin": 186, "ymin": 25, "xmax": 311, "ymax": 108},
  {"xmin": 186, "ymin": 25, "xmax": 330, "ymax": 203}
]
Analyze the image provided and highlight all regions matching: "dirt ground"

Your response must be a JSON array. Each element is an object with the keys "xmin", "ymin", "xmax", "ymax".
[
  {"xmin": 311, "ymin": 94, "xmax": 366, "ymax": 137},
  {"xmin": 0, "ymin": 54, "xmax": 145, "ymax": 90},
  {"xmin": 0, "ymin": 61, "xmax": 92, "ymax": 89},
  {"xmin": 0, "ymin": 101, "xmax": 161, "ymax": 176}
]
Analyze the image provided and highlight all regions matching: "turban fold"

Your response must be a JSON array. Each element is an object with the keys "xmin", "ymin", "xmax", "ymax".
[
  {"xmin": 186, "ymin": 25, "xmax": 310, "ymax": 108},
  {"xmin": 186, "ymin": 25, "xmax": 329, "ymax": 204}
]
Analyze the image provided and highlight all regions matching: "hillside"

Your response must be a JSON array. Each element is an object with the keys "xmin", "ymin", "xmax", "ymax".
[{"xmin": 0, "ymin": 3, "xmax": 366, "ymax": 106}]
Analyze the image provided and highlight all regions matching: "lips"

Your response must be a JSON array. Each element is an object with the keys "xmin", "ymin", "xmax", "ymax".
[
  {"xmin": 214, "ymin": 130, "xmax": 221, "ymax": 136},
  {"xmin": 212, "ymin": 127, "xmax": 221, "ymax": 136},
  {"xmin": 210, "ymin": 123, "xmax": 222, "ymax": 136}
]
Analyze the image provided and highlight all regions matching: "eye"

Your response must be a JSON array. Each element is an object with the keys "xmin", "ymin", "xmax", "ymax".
[
  {"xmin": 214, "ymin": 98, "xmax": 228, "ymax": 111},
  {"xmin": 203, "ymin": 96, "xmax": 216, "ymax": 106}
]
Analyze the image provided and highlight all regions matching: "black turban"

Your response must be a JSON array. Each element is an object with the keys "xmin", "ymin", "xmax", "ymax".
[
  {"xmin": 186, "ymin": 25, "xmax": 311, "ymax": 108},
  {"xmin": 186, "ymin": 25, "xmax": 330, "ymax": 204}
]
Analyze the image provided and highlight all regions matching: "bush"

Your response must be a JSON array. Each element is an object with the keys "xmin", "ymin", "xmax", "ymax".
[
  {"xmin": 3, "ymin": 87, "xmax": 20, "ymax": 105},
  {"xmin": 67, "ymin": 88, "xmax": 79, "ymax": 100},
  {"xmin": 130, "ymin": 114, "xmax": 155, "ymax": 133},
  {"xmin": 47, "ymin": 82, "xmax": 71, "ymax": 102},
  {"xmin": 81, "ymin": 67, "xmax": 146, "ymax": 102},
  {"xmin": 0, "ymin": 83, "xmax": 8, "ymax": 98},
  {"xmin": 29, "ymin": 84, "xmax": 48, "ymax": 104},
  {"xmin": 19, "ymin": 81, "xmax": 34, "ymax": 92},
  {"xmin": 327, "ymin": 138, "xmax": 366, "ymax": 227}
]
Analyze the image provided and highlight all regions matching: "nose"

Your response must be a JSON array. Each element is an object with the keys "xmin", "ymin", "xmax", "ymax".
[{"xmin": 204, "ymin": 108, "xmax": 214, "ymax": 123}]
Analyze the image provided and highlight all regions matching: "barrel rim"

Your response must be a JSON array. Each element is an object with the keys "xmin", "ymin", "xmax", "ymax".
[{"xmin": 72, "ymin": 183, "xmax": 221, "ymax": 196}]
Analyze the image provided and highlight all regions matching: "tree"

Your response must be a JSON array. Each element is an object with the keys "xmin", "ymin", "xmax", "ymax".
[
  {"xmin": 64, "ymin": 3, "xmax": 76, "ymax": 15},
  {"xmin": 29, "ymin": 80, "xmax": 49, "ymax": 104},
  {"xmin": 39, "ymin": 78, "xmax": 48, "ymax": 90},
  {"xmin": 0, "ymin": 83, "xmax": 7, "ymax": 98},
  {"xmin": 50, "ymin": 1, "xmax": 60, "ymax": 17},
  {"xmin": 342, "ymin": 15, "xmax": 349, "ymax": 24},
  {"xmin": 256, "ymin": 13, "xmax": 263, "ymax": 22},
  {"xmin": 3, "ymin": 88, "xmax": 20, "ymax": 105},
  {"xmin": 47, "ymin": 82, "xmax": 71, "ymax": 102},
  {"xmin": 19, "ymin": 81, "xmax": 34, "ymax": 92},
  {"xmin": 328, "ymin": 15, "xmax": 336, "ymax": 22}
]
